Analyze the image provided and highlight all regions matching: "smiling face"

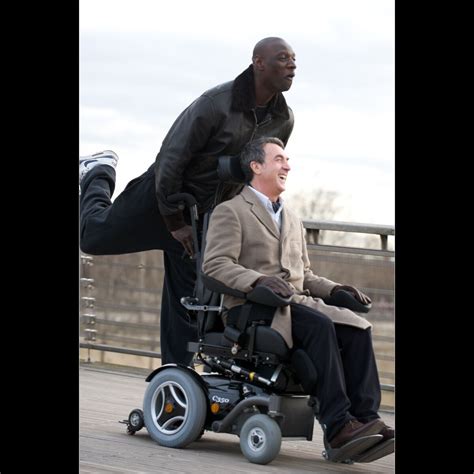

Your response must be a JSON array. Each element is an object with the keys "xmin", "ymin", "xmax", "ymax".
[{"xmin": 250, "ymin": 142, "xmax": 291, "ymax": 201}]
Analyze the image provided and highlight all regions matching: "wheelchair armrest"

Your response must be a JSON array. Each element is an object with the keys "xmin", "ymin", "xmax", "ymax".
[
  {"xmin": 201, "ymin": 273, "xmax": 291, "ymax": 306},
  {"xmin": 201, "ymin": 273, "xmax": 247, "ymax": 299},
  {"xmin": 246, "ymin": 285, "xmax": 291, "ymax": 307},
  {"xmin": 323, "ymin": 289, "xmax": 371, "ymax": 313}
]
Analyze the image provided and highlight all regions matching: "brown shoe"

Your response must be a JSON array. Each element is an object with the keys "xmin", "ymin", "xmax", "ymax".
[
  {"xmin": 379, "ymin": 421, "xmax": 395, "ymax": 440},
  {"xmin": 329, "ymin": 418, "xmax": 385, "ymax": 449}
]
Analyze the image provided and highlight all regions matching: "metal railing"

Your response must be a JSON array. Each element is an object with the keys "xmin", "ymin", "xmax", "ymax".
[
  {"xmin": 304, "ymin": 220, "xmax": 394, "ymax": 256},
  {"xmin": 80, "ymin": 219, "xmax": 394, "ymax": 393}
]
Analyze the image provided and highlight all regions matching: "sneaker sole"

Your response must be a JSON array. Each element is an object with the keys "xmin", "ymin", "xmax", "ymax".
[{"xmin": 80, "ymin": 150, "xmax": 119, "ymax": 163}]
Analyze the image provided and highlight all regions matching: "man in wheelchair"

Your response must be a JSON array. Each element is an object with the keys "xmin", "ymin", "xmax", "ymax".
[
  {"xmin": 201, "ymin": 136, "xmax": 394, "ymax": 461},
  {"xmin": 126, "ymin": 136, "xmax": 394, "ymax": 465}
]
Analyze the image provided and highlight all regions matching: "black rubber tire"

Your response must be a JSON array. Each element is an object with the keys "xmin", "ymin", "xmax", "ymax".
[
  {"xmin": 239, "ymin": 414, "xmax": 282, "ymax": 465},
  {"xmin": 143, "ymin": 368, "xmax": 206, "ymax": 448},
  {"xmin": 128, "ymin": 408, "xmax": 144, "ymax": 431}
]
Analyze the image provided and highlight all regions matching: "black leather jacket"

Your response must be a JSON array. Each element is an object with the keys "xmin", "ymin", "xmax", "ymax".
[{"xmin": 153, "ymin": 65, "xmax": 294, "ymax": 231}]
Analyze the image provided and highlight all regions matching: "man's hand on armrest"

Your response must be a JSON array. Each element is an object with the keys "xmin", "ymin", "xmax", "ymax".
[
  {"xmin": 254, "ymin": 276, "xmax": 294, "ymax": 298},
  {"xmin": 331, "ymin": 284, "xmax": 371, "ymax": 305}
]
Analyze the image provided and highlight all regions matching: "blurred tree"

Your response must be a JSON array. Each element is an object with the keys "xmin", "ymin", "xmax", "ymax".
[
  {"xmin": 285, "ymin": 189, "xmax": 341, "ymax": 221},
  {"xmin": 285, "ymin": 189, "xmax": 349, "ymax": 245}
]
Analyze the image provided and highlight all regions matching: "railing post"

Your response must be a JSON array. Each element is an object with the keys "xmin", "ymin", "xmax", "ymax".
[
  {"xmin": 306, "ymin": 229, "xmax": 320, "ymax": 245},
  {"xmin": 80, "ymin": 254, "xmax": 96, "ymax": 362}
]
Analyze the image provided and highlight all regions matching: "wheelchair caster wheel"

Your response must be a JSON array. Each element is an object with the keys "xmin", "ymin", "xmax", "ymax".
[
  {"xmin": 239, "ymin": 414, "xmax": 281, "ymax": 465},
  {"xmin": 127, "ymin": 408, "xmax": 144, "ymax": 433}
]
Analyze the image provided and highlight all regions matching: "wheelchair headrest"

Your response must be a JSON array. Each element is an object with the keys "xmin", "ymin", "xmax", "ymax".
[{"xmin": 217, "ymin": 155, "xmax": 246, "ymax": 183}]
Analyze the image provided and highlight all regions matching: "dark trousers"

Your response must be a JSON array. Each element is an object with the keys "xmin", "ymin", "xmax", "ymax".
[
  {"xmin": 80, "ymin": 165, "xmax": 197, "ymax": 366},
  {"xmin": 290, "ymin": 303, "xmax": 381, "ymax": 440}
]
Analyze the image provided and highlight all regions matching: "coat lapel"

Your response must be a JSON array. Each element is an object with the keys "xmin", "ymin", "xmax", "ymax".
[
  {"xmin": 279, "ymin": 206, "xmax": 291, "ymax": 247},
  {"xmin": 278, "ymin": 205, "xmax": 293, "ymax": 276},
  {"xmin": 240, "ymin": 187, "xmax": 280, "ymax": 239}
]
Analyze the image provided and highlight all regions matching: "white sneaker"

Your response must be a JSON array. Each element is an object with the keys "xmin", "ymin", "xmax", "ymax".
[{"xmin": 79, "ymin": 150, "xmax": 119, "ymax": 182}]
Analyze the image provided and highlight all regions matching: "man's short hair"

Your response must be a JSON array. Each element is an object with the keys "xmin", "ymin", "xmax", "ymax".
[{"xmin": 240, "ymin": 137, "xmax": 285, "ymax": 182}]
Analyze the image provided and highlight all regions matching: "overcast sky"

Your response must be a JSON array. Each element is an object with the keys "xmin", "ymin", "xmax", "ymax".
[{"xmin": 80, "ymin": 0, "xmax": 394, "ymax": 225}]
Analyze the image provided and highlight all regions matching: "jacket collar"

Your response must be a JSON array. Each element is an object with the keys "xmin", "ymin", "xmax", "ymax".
[
  {"xmin": 231, "ymin": 65, "xmax": 290, "ymax": 120},
  {"xmin": 240, "ymin": 186, "xmax": 280, "ymax": 239}
]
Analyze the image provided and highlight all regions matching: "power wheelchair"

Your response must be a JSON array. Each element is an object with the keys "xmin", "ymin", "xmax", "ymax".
[{"xmin": 121, "ymin": 156, "xmax": 386, "ymax": 465}]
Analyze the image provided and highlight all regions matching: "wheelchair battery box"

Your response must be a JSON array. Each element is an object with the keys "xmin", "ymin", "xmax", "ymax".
[{"xmin": 271, "ymin": 394, "xmax": 315, "ymax": 440}]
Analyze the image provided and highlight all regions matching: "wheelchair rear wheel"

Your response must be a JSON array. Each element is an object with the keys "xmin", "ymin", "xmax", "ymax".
[
  {"xmin": 239, "ymin": 414, "xmax": 282, "ymax": 464},
  {"xmin": 143, "ymin": 368, "xmax": 206, "ymax": 448}
]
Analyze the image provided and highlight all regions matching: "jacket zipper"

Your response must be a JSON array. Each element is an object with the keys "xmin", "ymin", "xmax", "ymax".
[{"xmin": 249, "ymin": 109, "xmax": 272, "ymax": 142}]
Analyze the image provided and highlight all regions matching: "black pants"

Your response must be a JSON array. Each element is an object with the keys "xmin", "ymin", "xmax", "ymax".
[
  {"xmin": 80, "ymin": 165, "xmax": 197, "ymax": 366},
  {"xmin": 290, "ymin": 303, "xmax": 381, "ymax": 441}
]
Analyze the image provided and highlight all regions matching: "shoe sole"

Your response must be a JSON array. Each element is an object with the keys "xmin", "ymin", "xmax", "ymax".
[
  {"xmin": 92, "ymin": 150, "xmax": 118, "ymax": 159},
  {"xmin": 324, "ymin": 434, "xmax": 383, "ymax": 463},
  {"xmin": 352, "ymin": 438, "xmax": 395, "ymax": 463}
]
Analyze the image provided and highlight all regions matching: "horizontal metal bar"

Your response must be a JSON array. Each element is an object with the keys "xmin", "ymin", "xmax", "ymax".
[
  {"xmin": 93, "ymin": 302, "xmax": 161, "ymax": 314},
  {"xmin": 84, "ymin": 317, "xmax": 160, "ymax": 331},
  {"xmin": 79, "ymin": 343, "xmax": 395, "ymax": 391},
  {"xmin": 372, "ymin": 335, "xmax": 395, "ymax": 343},
  {"xmin": 307, "ymin": 243, "xmax": 394, "ymax": 257},
  {"xmin": 88, "ymin": 283, "xmax": 161, "ymax": 294},
  {"xmin": 303, "ymin": 220, "xmax": 394, "ymax": 236},
  {"xmin": 79, "ymin": 342, "xmax": 161, "ymax": 359},
  {"xmin": 358, "ymin": 286, "xmax": 394, "ymax": 294},
  {"xmin": 375, "ymin": 353, "xmax": 395, "ymax": 361},
  {"xmin": 308, "ymin": 250, "xmax": 395, "ymax": 266},
  {"xmin": 80, "ymin": 333, "xmax": 160, "ymax": 346},
  {"xmin": 91, "ymin": 261, "xmax": 164, "ymax": 271}
]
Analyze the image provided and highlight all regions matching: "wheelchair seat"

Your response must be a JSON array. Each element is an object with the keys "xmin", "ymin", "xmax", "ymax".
[{"xmin": 202, "ymin": 325, "xmax": 290, "ymax": 360}]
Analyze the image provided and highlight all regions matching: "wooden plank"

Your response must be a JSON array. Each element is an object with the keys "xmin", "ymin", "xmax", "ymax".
[{"xmin": 80, "ymin": 364, "xmax": 395, "ymax": 473}]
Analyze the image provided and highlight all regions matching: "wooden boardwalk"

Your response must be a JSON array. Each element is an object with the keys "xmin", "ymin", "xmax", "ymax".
[{"xmin": 80, "ymin": 363, "xmax": 394, "ymax": 473}]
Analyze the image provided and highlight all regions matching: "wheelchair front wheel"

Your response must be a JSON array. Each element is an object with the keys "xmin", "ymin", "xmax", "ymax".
[
  {"xmin": 239, "ymin": 414, "xmax": 282, "ymax": 465},
  {"xmin": 143, "ymin": 368, "xmax": 206, "ymax": 448},
  {"xmin": 127, "ymin": 408, "xmax": 144, "ymax": 434}
]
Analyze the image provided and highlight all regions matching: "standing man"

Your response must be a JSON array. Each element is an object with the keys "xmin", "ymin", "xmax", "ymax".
[
  {"xmin": 202, "ymin": 137, "xmax": 394, "ymax": 454},
  {"xmin": 79, "ymin": 38, "xmax": 296, "ymax": 366}
]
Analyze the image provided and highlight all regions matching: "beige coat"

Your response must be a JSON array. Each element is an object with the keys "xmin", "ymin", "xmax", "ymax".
[{"xmin": 202, "ymin": 186, "xmax": 371, "ymax": 348}]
